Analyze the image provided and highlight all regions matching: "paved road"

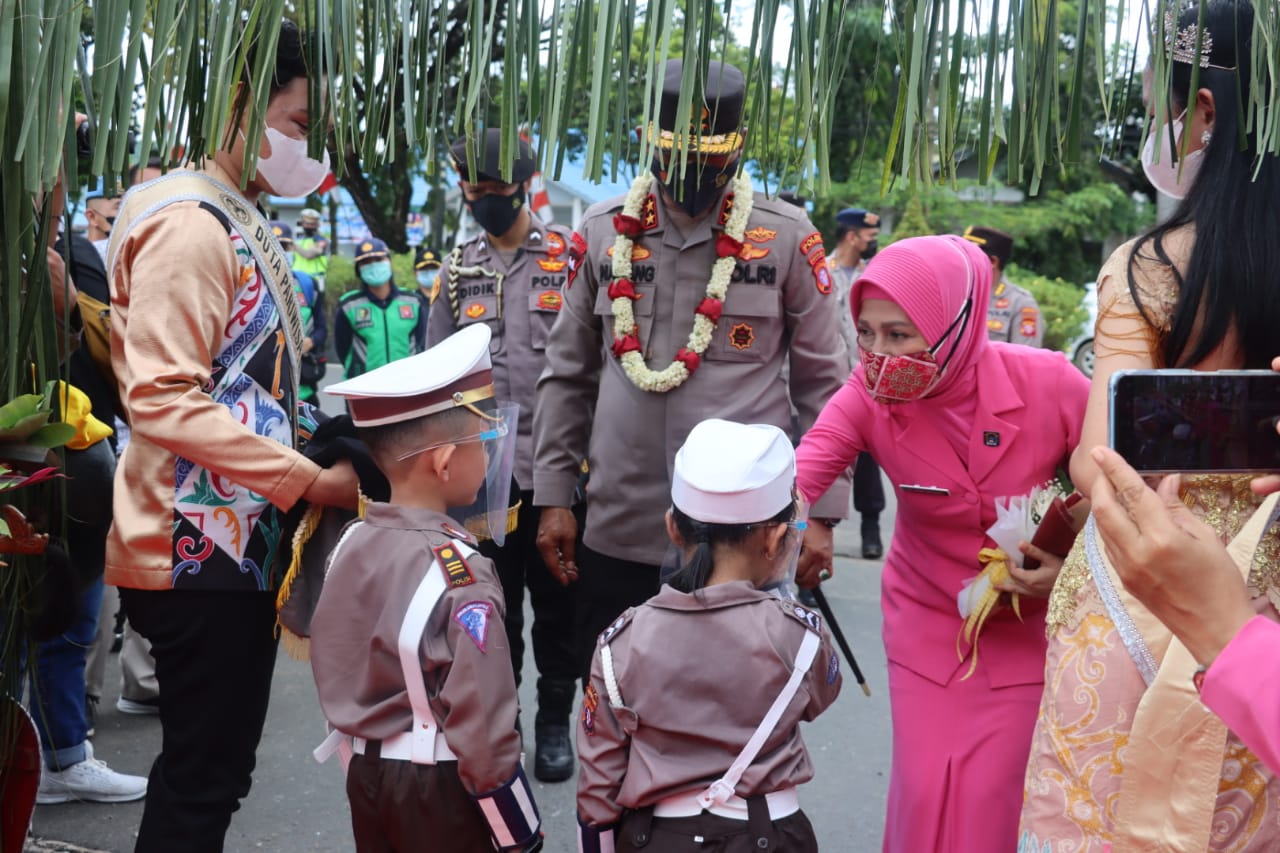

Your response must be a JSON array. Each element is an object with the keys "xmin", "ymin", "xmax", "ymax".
[{"xmin": 31, "ymin": 365, "xmax": 899, "ymax": 852}]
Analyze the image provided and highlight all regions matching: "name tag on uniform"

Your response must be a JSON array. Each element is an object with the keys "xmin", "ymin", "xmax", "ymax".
[{"xmin": 899, "ymin": 484, "xmax": 950, "ymax": 496}]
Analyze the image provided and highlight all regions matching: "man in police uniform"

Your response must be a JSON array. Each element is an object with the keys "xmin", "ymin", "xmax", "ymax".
[
  {"xmin": 293, "ymin": 207, "xmax": 330, "ymax": 297},
  {"xmin": 271, "ymin": 221, "xmax": 327, "ymax": 401},
  {"xmin": 533, "ymin": 59, "xmax": 852, "ymax": 686},
  {"xmin": 827, "ymin": 208, "xmax": 886, "ymax": 559},
  {"xmin": 426, "ymin": 129, "xmax": 578, "ymax": 783},
  {"xmin": 962, "ymin": 225, "xmax": 1044, "ymax": 348},
  {"xmin": 414, "ymin": 244, "xmax": 443, "ymax": 313},
  {"xmin": 335, "ymin": 237, "xmax": 427, "ymax": 379}
]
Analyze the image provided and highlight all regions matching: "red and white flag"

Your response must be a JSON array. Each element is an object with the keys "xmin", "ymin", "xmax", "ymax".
[{"xmin": 521, "ymin": 127, "xmax": 553, "ymax": 222}]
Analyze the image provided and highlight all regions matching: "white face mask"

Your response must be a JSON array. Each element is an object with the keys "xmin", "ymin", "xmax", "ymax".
[
  {"xmin": 1141, "ymin": 112, "xmax": 1204, "ymax": 200},
  {"xmin": 255, "ymin": 127, "xmax": 330, "ymax": 198}
]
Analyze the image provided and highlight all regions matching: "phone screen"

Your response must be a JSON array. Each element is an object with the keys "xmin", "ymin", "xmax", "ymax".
[{"xmin": 1109, "ymin": 370, "xmax": 1280, "ymax": 474}]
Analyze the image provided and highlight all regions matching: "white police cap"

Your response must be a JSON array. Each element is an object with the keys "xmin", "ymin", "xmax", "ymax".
[
  {"xmin": 671, "ymin": 419, "xmax": 796, "ymax": 525},
  {"xmin": 324, "ymin": 325, "xmax": 495, "ymax": 427}
]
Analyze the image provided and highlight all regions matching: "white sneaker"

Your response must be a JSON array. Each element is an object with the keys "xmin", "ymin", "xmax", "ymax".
[
  {"xmin": 37, "ymin": 748, "xmax": 147, "ymax": 804},
  {"xmin": 115, "ymin": 696, "xmax": 160, "ymax": 715}
]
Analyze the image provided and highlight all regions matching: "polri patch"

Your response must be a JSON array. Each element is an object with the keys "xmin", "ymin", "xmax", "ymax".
[
  {"xmin": 582, "ymin": 683, "xmax": 600, "ymax": 735},
  {"xmin": 799, "ymin": 231, "xmax": 823, "ymax": 256},
  {"xmin": 434, "ymin": 543, "xmax": 476, "ymax": 587},
  {"xmin": 1019, "ymin": 308, "xmax": 1038, "ymax": 338},
  {"xmin": 454, "ymin": 601, "xmax": 492, "ymax": 652}
]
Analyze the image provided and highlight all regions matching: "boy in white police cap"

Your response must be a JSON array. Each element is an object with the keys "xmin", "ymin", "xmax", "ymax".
[
  {"xmin": 309, "ymin": 324, "xmax": 543, "ymax": 853},
  {"xmin": 576, "ymin": 419, "xmax": 841, "ymax": 853}
]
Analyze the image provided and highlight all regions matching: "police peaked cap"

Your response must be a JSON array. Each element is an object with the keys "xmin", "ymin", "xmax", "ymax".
[
  {"xmin": 651, "ymin": 59, "xmax": 746, "ymax": 155},
  {"xmin": 354, "ymin": 237, "xmax": 390, "ymax": 263},
  {"xmin": 450, "ymin": 129, "xmax": 536, "ymax": 184},
  {"xmin": 414, "ymin": 246, "xmax": 442, "ymax": 270},
  {"xmin": 836, "ymin": 208, "xmax": 880, "ymax": 230},
  {"xmin": 962, "ymin": 225, "xmax": 1013, "ymax": 266},
  {"xmin": 270, "ymin": 221, "xmax": 294, "ymax": 242}
]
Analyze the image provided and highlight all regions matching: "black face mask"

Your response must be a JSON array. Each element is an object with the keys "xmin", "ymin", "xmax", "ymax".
[
  {"xmin": 467, "ymin": 185, "xmax": 526, "ymax": 237},
  {"xmin": 301, "ymin": 225, "xmax": 318, "ymax": 236},
  {"xmin": 862, "ymin": 239, "xmax": 878, "ymax": 261},
  {"xmin": 651, "ymin": 157, "xmax": 734, "ymax": 218}
]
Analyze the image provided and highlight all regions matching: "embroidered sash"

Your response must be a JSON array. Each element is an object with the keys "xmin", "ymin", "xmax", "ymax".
[
  {"xmin": 1086, "ymin": 493, "xmax": 1280, "ymax": 851},
  {"xmin": 106, "ymin": 170, "xmax": 305, "ymax": 437}
]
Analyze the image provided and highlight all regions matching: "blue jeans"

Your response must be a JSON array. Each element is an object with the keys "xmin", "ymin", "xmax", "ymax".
[{"xmin": 25, "ymin": 440, "xmax": 115, "ymax": 770}]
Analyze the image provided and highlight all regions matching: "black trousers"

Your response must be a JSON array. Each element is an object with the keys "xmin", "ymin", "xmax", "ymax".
[
  {"xmin": 346, "ymin": 753, "xmax": 491, "ymax": 853},
  {"xmin": 574, "ymin": 544, "xmax": 661, "ymax": 684},
  {"xmin": 120, "ymin": 588, "xmax": 279, "ymax": 853},
  {"xmin": 853, "ymin": 453, "xmax": 885, "ymax": 519},
  {"xmin": 478, "ymin": 492, "xmax": 577, "ymax": 699},
  {"xmin": 618, "ymin": 803, "xmax": 819, "ymax": 852}
]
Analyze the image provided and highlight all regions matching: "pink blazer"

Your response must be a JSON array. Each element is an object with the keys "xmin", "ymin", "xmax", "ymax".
[
  {"xmin": 796, "ymin": 343, "xmax": 1089, "ymax": 688},
  {"xmin": 1202, "ymin": 616, "xmax": 1280, "ymax": 775}
]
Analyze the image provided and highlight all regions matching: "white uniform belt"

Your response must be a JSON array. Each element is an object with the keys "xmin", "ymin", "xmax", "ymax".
[
  {"xmin": 652, "ymin": 787, "xmax": 799, "ymax": 821},
  {"xmin": 351, "ymin": 730, "xmax": 457, "ymax": 763}
]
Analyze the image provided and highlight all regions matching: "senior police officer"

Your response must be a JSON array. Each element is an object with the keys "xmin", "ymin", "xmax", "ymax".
[
  {"xmin": 335, "ymin": 237, "xmax": 427, "ymax": 379},
  {"xmin": 426, "ymin": 129, "xmax": 578, "ymax": 783},
  {"xmin": 293, "ymin": 207, "xmax": 330, "ymax": 296},
  {"xmin": 962, "ymin": 225, "xmax": 1044, "ymax": 348},
  {"xmin": 533, "ymin": 59, "xmax": 852, "ymax": 684}
]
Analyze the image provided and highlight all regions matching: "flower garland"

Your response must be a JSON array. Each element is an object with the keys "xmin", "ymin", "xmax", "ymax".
[{"xmin": 608, "ymin": 170, "xmax": 755, "ymax": 393}]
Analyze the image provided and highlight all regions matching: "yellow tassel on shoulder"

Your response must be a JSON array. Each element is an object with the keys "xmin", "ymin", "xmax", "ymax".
[{"xmin": 956, "ymin": 547, "xmax": 1022, "ymax": 681}]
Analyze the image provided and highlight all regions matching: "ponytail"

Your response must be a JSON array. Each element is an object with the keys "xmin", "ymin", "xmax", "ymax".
[{"xmin": 667, "ymin": 502, "xmax": 796, "ymax": 594}]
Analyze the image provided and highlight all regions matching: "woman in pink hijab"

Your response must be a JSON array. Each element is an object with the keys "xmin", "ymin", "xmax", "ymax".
[{"xmin": 795, "ymin": 235, "xmax": 1088, "ymax": 851}]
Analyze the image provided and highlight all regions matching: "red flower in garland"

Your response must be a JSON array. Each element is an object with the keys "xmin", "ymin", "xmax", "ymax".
[
  {"xmin": 716, "ymin": 233, "xmax": 744, "ymax": 259},
  {"xmin": 675, "ymin": 347, "xmax": 701, "ymax": 374},
  {"xmin": 695, "ymin": 297, "xmax": 723, "ymax": 323},
  {"xmin": 607, "ymin": 278, "xmax": 641, "ymax": 301},
  {"xmin": 611, "ymin": 334, "xmax": 642, "ymax": 358},
  {"xmin": 613, "ymin": 214, "xmax": 645, "ymax": 238}
]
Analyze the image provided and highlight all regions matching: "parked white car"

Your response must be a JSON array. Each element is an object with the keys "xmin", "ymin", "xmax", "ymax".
[{"xmin": 1064, "ymin": 281, "xmax": 1098, "ymax": 376}]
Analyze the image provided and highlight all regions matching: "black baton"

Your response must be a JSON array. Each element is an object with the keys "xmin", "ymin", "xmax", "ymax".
[{"xmin": 811, "ymin": 586, "xmax": 871, "ymax": 697}]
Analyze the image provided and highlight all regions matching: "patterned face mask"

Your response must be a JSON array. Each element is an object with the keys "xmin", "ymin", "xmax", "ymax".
[{"xmin": 858, "ymin": 346, "xmax": 941, "ymax": 404}]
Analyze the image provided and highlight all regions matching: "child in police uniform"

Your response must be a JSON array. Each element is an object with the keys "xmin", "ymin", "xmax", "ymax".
[
  {"xmin": 576, "ymin": 419, "xmax": 842, "ymax": 853},
  {"xmin": 309, "ymin": 324, "xmax": 542, "ymax": 853}
]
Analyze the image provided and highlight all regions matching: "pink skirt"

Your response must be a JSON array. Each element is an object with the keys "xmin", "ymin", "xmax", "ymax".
[{"xmin": 883, "ymin": 660, "xmax": 1042, "ymax": 853}]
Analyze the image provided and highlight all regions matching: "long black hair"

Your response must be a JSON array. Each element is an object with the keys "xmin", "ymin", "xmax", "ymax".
[
  {"xmin": 1131, "ymin": 0, "xmax": 1280, "ymax": 369},
  {"xmin": 666, "ymin": 501, "xmax": 798, "ymax": 594}
]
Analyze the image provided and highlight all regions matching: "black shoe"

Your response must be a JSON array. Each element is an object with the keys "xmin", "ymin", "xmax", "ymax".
[
  {"xmin": 533, "ymin": 723, "xmax": 574, "ymax": 783},
  {"xmin": 861, "ymin": 518, "xmax": 883, "ymax": 560},
  {"xmin": 86, "ymin": 695, "xmax": 99, "ymax": 739}
]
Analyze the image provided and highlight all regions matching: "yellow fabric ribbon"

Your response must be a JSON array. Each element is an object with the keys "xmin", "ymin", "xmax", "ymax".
[
  {"xmin": 956, "ymin": 547, "xmax": 1022, "ymax": 681},
  {"xmin": 55, "ymin": 381, "xmax": 113, "ymax": 450}
]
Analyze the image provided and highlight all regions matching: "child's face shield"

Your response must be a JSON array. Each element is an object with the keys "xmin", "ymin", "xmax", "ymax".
[
  {"xmin": 755, "ymin": 493, "xmax": 809, "ymax": 596},
  {"xmin": 446, "ymin": 402, "xmax": 520, "ymax": 546}
]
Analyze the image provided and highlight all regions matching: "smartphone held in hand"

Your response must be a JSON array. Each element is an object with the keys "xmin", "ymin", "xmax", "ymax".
[{"xmin": 1109, "ymin": 369, "xmax": 1280, "ymax": 474}]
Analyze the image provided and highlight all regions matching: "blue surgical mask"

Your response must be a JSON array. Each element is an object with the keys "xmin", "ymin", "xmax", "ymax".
[
  {"xmin": 360, "ymin": 260, "xmax": 393, "ymax": 287},
  {"xmin": 416, "ymin": 270, "xmax": 439, "ymax": 290}
]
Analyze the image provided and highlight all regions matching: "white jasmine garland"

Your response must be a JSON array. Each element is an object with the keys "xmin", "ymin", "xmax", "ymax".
[{"xmin": 610, "ymin": 170, "xmax": 754, "ymax": 393}]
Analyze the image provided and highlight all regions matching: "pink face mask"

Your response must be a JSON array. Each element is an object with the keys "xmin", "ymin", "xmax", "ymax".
[{"xmin": 859, "ymin": 346, "xmax": 941, "ymax": 404}]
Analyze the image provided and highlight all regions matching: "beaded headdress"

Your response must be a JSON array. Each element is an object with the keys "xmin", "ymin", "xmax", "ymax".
[{"xmin": 1163, "ymin": 3, "xmax": 1234, "ymax": 70}]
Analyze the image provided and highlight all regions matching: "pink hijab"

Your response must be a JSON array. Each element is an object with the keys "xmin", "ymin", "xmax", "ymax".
[{"xmin": 851, "ymin": 234, "xmax": 993, "ymax": 400}]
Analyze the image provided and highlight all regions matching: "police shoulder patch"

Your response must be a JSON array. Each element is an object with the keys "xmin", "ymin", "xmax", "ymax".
[
  {"xmin": 598, "ymin": 612, "xmax": 632, "ymax": 646},
  {"xmin": 581, "ymin": 683, "xmax": 600, "ymax": 735},
  {"xmin": 454, "ymin": 601, "xmax": 492, "ymax": 652},
  {"xmin": 789, "ymin": 603, "xmax": 823, "ymax": 634},
  {"xmin": 434, "ymin": 542, "xmax": 476, "ymax": 587}
]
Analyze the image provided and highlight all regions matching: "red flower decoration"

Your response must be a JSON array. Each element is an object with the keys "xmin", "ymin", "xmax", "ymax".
[
  {"xmin": 695, "ymin": 297, "xmax": 723, "ymax": 323},
  {"xmin": 611, "ymin": 334, "xmax": 642, "ymax": 358},
  {"xmin": 613, "ymin": 214, "xmax": 645, "ymax": 238},
  {"xmin": 675, "ymin": 347, "xmax": 701, "ymax": 374},
  {"xmin": 716, "ymin": 233, "xmax": 744, "ymax": 259},
  {"xmin": 607, "ymin": 278, "xmax": 641, "ymax": 301}
]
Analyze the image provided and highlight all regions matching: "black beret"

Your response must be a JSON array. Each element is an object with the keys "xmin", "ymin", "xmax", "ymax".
[
  {"xmin": 450, "ymin": 129, "xmax": 535, "ymax": 184},
  {"xmin": 836, "ymin": 208, "xmax": 881, "ymax": 230}
]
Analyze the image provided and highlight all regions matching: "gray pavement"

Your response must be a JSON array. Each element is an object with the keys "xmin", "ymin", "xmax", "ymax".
[{"xmin": 30, "ymin": 365, "xmax": 898, "ymax": 851}]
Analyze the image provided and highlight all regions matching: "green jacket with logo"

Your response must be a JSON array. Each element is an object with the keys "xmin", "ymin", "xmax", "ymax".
[{"xmin": 334, "ymin": 285, "xmax": 427, "ymax": 378}]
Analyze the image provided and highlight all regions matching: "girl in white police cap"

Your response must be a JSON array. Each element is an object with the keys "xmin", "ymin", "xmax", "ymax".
[{"xmin": 576, "ymin": 418, "xmax": 842, "ymax": 853}]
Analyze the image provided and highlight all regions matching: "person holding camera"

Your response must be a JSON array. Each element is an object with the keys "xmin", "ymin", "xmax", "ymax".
[{"xmin": 1019, "ymin": 2, "xmax": 1280, "ymax": 849}]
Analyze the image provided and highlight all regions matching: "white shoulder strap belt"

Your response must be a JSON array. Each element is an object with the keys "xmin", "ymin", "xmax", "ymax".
[
  {"xmin": 698, "ymin": 629, "xmax": 820, "ymax": 810},
  {"xmin": 315, "ymin": 539, "xmax": 475, "ymax": 768}
]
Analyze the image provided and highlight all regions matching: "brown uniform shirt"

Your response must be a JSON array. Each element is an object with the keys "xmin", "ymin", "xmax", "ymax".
[
  {"xmin": 534, "ymin": 188, "xmax": 852, "ymax": 565},
  {"xmin": 986, "ymin": 276, "xmax": 1044, "ymax": 347},
  {"xmin": 309, "ymin": 503, "xmax": 520, "ymax": 795},
  {"xmin": 577, "ymin": 582, "xmax": 842, "ymax": 826},
  {"xmin": 427, "ymin": 217, "xmax": 573, "ymax": 490}
]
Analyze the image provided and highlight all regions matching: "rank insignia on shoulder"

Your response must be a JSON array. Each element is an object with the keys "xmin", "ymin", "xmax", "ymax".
[
  {"xmin": 434, "ymin": 543, "xmax": 476, "ymax": 587},
  {"xmin": 440, "ymin": 521, "xmax": 475, "ymax": 544},
  {"xmin": 546, "ymin": 232, "xmax": 566, "ymax": 257},
  {"xmin": 599, "ymin": 614, "xmax": 628, "ymax": 645},
  {"xmin": 792, "ymin": 604, "xmax": 822, "ymax": 633},
  {"xmin": 717, "ymin": 194, "xmax": 735, "ymax": 227},
  {"xmin": 641, "ymin": 194, "xmax": 659, "ymax": 230},
  {"xmin": 799, "ymin": 231, "xmax": 823, "ymax": 257},
  {"xmin": 454, "ymin": 601, "xmax": 492, "ymax": 652},
  {"xmin": 745, "ymin": 226, "xmax": 778, "ymax": 243},
  {"xmin": 582, "ymin": 683, "xmax": 600, "ymax": 735}
]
